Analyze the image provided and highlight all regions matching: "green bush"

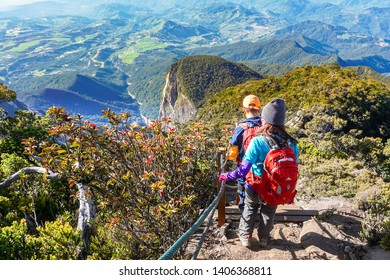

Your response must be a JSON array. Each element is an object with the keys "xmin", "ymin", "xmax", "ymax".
[
  {"xmin": 88, "ymin": 223, "xmax": 133, "ymax": 260},
  {"xmin": 0, "ymin": 153, "xmax": 29, "ymax": 179},
  {"xmin": 0, "ymin": 219, "xmax": 37, "ymax": 260},
  {"xmin": 0, "ymin": 215, "xmax": 81, "ymax": 260},
  {"xmin": 35, "ymin": 219, "xmax": 81, "ymax": 260},
  {"xmin": 380, "ymin": 221, "xmax": 390, "ymax": 251},
  {"xmin": 0, "ymin": 83, "xmax": 16, "ymax": 102},
  {"xmin": 0, "ymin": 110, "xmax": 49, "ymax": 154},
  {"xmin": 360, "ymin": 202, "xmax": 390, "ymax": 248},
  {"xmin": 0, "ymin": 196, "xmax": 13, "ymax": 227}
]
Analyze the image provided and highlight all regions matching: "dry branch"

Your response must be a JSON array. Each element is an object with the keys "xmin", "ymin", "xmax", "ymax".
[{"xmin": 0, "ymin": 167, "xmax": 59, "ymax": 189}]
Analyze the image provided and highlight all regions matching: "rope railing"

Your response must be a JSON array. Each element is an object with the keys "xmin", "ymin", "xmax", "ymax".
[
  {"xmin": 159, "ymin": 150, "xmax": 227, "ymax": 260},
  {"xmin": 191, "ymin": 180, "xmax": 225, "ymax": 260},
  {"xmin": 159, "ymin": 181, "xmax": 226, "ymax": 260}
]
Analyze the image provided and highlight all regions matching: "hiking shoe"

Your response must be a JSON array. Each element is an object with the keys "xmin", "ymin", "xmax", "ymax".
[
  {"xmin": 258, "ymin": 237, "xmax": 268, "ymax": 248},
  {"xmin": 239, "ymin": 236, "xmax": 251, "ymax": 248}
]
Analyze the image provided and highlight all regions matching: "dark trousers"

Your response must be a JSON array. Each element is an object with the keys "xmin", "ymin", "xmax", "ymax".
[{"xmin": 239, "ymin": 186, "xmax": 277, "ymax": 239}]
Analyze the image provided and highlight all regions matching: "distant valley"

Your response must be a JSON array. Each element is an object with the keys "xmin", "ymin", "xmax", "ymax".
[{"xmin": 0, "ymin": 0, "xmax": 389, "ymax": 121}]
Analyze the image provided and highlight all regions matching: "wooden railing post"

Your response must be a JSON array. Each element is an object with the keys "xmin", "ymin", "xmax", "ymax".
[{"xmin": 217, "ymin": 148, "xmax": 226, "ymax": 227}]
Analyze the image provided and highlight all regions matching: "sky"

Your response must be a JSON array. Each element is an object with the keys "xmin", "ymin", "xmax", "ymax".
[{"xmin": 0, "ymin": 0, "xmax": 46, "ymax": 9}]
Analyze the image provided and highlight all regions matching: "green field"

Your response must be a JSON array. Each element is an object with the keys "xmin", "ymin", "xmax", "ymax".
[
  {"xmin": 118, "ymin": 50, "xmax": 140, "ymax": 64},
  {"xmin": 5, "ymin": 38, "xmax": 71, "ymax": 53},
  {"xmin": 0, "ymin": 40, "xmax": 16, "ymax": 51},
  {"xmin": 118, "ymin": 37, "xmax": 167, "ymax": 64},
  {"xmin": 75, "ymin": 34, "xmax": 96, "ymax": 43},
  {"xmin": 135, "ymin": 37, "xmax": 167, "ymax": 52},
  {"xmin": 51, "ymin": 37, "xmax": 71, "ymax": 43},
  {"xmin": 8, "ymin": 40, "xmax": 42, "ymax": 52},
  {"xmin": 32, "ymin": 69, "xmax": 46, "ymax": 77}
]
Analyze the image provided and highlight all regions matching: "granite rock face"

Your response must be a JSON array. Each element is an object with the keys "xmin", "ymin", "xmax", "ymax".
[{"xmin": 158, "ymin": 69, "xmax": 196, "ymax": 123}]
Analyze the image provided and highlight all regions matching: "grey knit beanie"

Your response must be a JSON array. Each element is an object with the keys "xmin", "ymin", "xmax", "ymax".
[{"xmin": 261, "ymin": 98, "xmax": 286, "ymax": 125}]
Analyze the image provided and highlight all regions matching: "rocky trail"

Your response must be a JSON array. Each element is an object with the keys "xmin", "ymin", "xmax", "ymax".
[{"xmin": 186, "ymin": 185, "xmax": 390, "ymax": 260}]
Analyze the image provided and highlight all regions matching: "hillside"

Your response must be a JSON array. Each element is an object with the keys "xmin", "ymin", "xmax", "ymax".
[
  {"xmin": 189, "ymin": 37, "xmax": 343, "ymax": 67},
  {"xmin": 273, "ymin": 20, "xmax": 390, "ymax": 63},
  {"xmin": 154, "ymin": 20, "xmax": 214, "ymax": 42},
  {"xmin": 318, "ymin": 7, "xmax": 390, "ymax": 38},
  {"xmin": 14, "ymin": 73, "xmax": 141, "ymax": 124},
  {"xmin": 0, "ymin": 99, "xmax": 28, "ymax": 116},
  {"xmin": 197, "ymin": 63, "xmax": 389, "ymax": 195},
  {"xmin": 158, "ymin": 55, "xmax": 262, "ymax": 122},
  {"xmin": 197, "ymin": 64, "xmax": 389, "ymax": 130},
  {"xmin": 352, "ymin": 66, "xmax": 390, "ymax": 89}
]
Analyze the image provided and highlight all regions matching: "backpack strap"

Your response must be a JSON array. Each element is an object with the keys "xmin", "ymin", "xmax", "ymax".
[
  {"xmin": 261, "ymin": 133, "xmax": 280, "ymax": 150},
  {"xmin": 239, "ymin": 119, "xmax": 261, "ymax": 129},
  {"xmin": 238, "ymin": 121, "xmax": 262, "ymax": 161},
  {"xmin": 239, "ymin": 122, "xmax": 249, "ymax": 130},
  {"xmin": 261, "ymin": 133, "xmax": 289, "ymax": 149},
  {"xmin": 239, "ymin": 122, "xmax": 257, "ymax": 131}
]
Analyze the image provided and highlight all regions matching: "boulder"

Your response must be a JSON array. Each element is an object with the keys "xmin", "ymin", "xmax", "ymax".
[{"xmin": 299, "ymin": 219, "xmax": 345, "ymax": 259}]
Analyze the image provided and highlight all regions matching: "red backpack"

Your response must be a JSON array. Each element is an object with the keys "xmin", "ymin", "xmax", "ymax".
[
  {"xmin": 246, "ymin": 134, "xmax": 299, "ymax": 206},
  {"xmin": 239, "ymin": 122, "xmax": 262, "ymax": 155}
]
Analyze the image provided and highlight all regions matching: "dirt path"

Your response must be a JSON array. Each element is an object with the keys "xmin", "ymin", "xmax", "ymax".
[{"xmin": 187, "ymin": 196, "xmax": 390, "ymax": 260}]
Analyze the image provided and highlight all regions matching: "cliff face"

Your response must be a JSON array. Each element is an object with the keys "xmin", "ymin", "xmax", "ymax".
[
  {"xmin": 158, "ymin": 55, "xmax": 263, "ymax": 123},
  {"xmin": 158, "ymin": 67, "xmax": 197, "ymax": 123}
]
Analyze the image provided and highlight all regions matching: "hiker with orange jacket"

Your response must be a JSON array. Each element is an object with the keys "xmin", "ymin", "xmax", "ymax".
[
  {"xmin": 227, "ymin": 95, "xmax": 262, "ymax": 213},
  {"xmin": 220, "ymin": 98, "xmax": 299, "ymax": 248}
]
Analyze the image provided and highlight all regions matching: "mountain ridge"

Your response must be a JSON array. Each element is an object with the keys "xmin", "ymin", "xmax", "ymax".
[{"xmin": 189, "ymin": 37, "xmax": 344, "ymax": 66}]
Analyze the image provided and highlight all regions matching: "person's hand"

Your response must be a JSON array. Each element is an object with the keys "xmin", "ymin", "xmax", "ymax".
[{"xmin": 218, "ymin": 173, "xmax": 228, "ymax": 182}]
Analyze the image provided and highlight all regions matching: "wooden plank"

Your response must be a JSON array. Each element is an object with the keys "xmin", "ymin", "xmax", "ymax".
[
  {"xmin": 276, "ymin": 209, "xmax": 319, "ymax": 216},
  {"xmin": 224, "ymin": 204, "xmax": 318, "ymax": 223},
  {"xmin": 217, "ymin": 184, "xmax": 226, "ymax": 227},
  {"xmin": 274, "ymin": 215, "xmax": 314, "ymax": 222},
  {"xmin": 217, "ymin": 151, "xmax": 226, "ymax": 227},
  {"xmin": 225, "ymin": 205, "xmax": 319, "ymax": 217},
  {"xmin": 227, "ymin": 214, "xmax": 314, "ymax": 223},
  {"xmin": 226, "ymin": 204, "xmax": 302, "ymax": 211}
]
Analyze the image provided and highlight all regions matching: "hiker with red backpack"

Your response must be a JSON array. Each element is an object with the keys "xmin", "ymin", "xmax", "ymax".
[
  {"xmin": 227, "ymin": 95, "xmax": 262, "ymax": 213},
  {"xmin": 219, "ymin": 98, "xmax": 299, "ymax": 248}
]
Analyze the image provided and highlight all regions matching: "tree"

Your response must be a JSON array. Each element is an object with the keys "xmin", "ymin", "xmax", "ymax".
[{"xmin": 0, "ymin": 83, "xmax": 16, "ymax": 103}]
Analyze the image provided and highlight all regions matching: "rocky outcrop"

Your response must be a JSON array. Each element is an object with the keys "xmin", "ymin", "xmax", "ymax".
[
  {"xmin": 158, "ymin": 55, "xmax": 262, "ymax": 123},
  {"xmin": 158, "ymin": 69, "xmax": 196, "ymax": 123}
]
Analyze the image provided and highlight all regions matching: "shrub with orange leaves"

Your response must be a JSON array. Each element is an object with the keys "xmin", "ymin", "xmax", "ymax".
[{"xmin": 26, "ymin": 108, "xmax": 221, "ymax": 259}]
